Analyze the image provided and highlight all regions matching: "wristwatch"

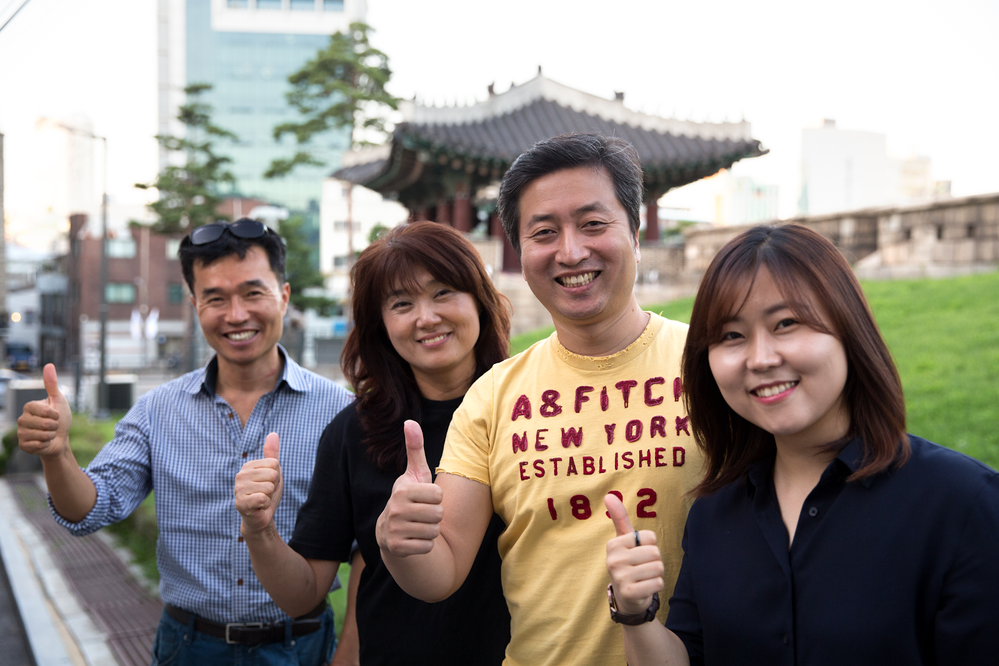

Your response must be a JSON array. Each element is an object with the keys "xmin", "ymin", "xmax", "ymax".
[{"xmin": 607, "ymin": 584, "xmax": 660, "ymax": 625}]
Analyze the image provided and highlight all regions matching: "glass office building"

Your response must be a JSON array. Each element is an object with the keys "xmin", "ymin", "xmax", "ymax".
[{"xmin": 161, "ymin": 1, "xmax": 366, "ymax": 235}]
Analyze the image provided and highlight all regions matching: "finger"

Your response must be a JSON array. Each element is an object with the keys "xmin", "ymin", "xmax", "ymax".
[
  {"xmin": 263, "ymin": 432, "xmax": 280, "ymax": 460},
  {"xmin": 604, "ymin": 493, "xmax": 635, "ymax": 537},
  {"xmin": 403, "ymin": 420, "xmax": 432, "ymax": 484},
  {"xmin": 42, "ymin": 364, "xmax": 62, "ymax": 400}
]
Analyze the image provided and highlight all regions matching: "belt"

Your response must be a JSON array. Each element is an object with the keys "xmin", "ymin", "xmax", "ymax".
[{"xmin": 164, "ymin": 600, "xmax": 326, "ymax": 645}]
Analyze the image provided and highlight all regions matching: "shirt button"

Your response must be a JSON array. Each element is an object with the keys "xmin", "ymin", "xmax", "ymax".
[
  {"xmin": 237, "ymin": 578, "xmax": 243, "ymax": 586},
  {"xmin": 808, "ymin": 506, "xmax": 819, "ymax": 517},
  {"xmin": 237, "ymin": 536, "xmax": 244, "ymax": 543},
  {"xmin": 228, "ymin": 412, "xmax": 235, "ymax": 419},
  {"xmin": 242, "ymin": 452, "xmax": 248, "ymax": 458},
  {"xmin": 783, "ymin": 634, "xmax": 790, "ymax": 645}
]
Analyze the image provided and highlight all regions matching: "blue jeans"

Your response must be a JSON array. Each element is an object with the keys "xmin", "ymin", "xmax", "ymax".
[{"xmin": 150, "ymin": 607, "xmax": 336, "ymax": 666}]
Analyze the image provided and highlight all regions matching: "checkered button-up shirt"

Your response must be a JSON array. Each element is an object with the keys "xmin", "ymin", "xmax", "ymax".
[{"xmin": 50, "ymin": 348, "xmax": 353, "ymax": 623}]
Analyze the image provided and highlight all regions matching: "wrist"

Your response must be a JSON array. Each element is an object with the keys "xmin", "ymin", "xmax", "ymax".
[
  {"xmin": 607, "ymin": 584, "xmax": 660, "ymax": 625},
  {"xmin": 240, "ymin": 518, "xmax": 280, "ymax": 543}
]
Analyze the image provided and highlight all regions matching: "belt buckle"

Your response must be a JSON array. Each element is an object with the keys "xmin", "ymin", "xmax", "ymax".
[{"xmin": 225, "ymin": 621, "xmax": 265, "ymax": 645}]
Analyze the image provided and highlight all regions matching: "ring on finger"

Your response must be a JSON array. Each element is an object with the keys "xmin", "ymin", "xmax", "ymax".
[{"xmin": 634, "ymin": 530, "xmax": 640, "ymax": 548}]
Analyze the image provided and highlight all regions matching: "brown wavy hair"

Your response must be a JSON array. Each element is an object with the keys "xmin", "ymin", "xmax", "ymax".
[
  {"xmin": 341, "ymin": 222, "xmax": 511, "ymax": 472},
  {"xmin": 682, "ymin": 224, "xmax": 908, "ymax": 496}
]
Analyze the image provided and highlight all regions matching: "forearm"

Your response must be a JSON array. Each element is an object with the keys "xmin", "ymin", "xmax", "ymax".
[
  {"xmin": 244, "ymin": 523, "xmax": 337, "ymax": 617},
  {"xmin": 622, "ymin": 623, "xmax": 690, "ymax": 666},
  {"xmin": 379, "ymin": 535, "xmax": 462, "ymax": 602},
  {"xmin": 41, "ymin": 446, "xmax": 97, "ymax": 523}
]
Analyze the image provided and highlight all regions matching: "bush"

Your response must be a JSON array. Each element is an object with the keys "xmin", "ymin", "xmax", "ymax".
[{"xmin": 0, "ymin": 428, "xmax": 16, "ymax": 475}]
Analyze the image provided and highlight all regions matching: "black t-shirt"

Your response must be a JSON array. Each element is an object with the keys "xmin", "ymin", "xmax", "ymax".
[{"xmin": 290, "ymin": 397, "xmax": 510, "ymax": 665}]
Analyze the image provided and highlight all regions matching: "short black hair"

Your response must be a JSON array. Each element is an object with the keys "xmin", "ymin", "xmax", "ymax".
[
  {"xmin": 178, "ymin": 224, "xmax": 287, "ymax": 295},
  {"xmin": 497, "ymin": 133, "xmax": 644, "ymax": 255}
]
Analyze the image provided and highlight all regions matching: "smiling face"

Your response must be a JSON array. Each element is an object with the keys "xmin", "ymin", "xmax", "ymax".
[
  {"xmin": 517, "ymin": 166, "xmax": 641, "ymax": 333},
  {"xmin": 381, "ymin": 266, "xmax": 481, "ymax": 401},
  {"xmin": 192, "ymin": 246, "xmax": 290, "ymax": 373},
  {"xmin": 707, "ymin": 268, "xmax": 851, "ymax": 451}
]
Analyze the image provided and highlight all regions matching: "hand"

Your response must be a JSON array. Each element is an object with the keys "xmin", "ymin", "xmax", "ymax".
[
  {"xmin": 375, "ymin": 420, "xmax": 444, "ymax": 557},
  {"xmin": 235, "ymin": 432, "xmax": 283, "ymax": 537},
  {"xmin": 605, "ymin": 493, "xmax": 665, "ymax": 616},
  {"xmin": 17, "ymin": 364, "xmax": 72, "ymax": 459}
]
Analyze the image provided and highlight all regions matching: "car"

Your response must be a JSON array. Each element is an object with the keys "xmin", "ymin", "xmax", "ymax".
[{"xmin": 6, "ymin": 342, "xmax": 37, "ymax": 372}]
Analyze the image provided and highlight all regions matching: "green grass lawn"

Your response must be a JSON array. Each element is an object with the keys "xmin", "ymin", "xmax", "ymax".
[{"xmin": 9, "ymin": 270, "xmax": 994, "ymax": 638}]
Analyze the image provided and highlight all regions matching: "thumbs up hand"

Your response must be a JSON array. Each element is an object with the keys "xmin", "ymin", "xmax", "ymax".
[
  {"xmin": 605, "ymin": 493, "xmax": 665, "ymax": 616},
  {"xmin": 17, "ymin": 364, "xmax": 72, "ymax": 458},
  {"xmin": 376, "ymin": 420, "xmax": 444, "ymax": 557},
  {"xmin": 235, "ymin": 432, "xmax": 284, "ymax": 537}
]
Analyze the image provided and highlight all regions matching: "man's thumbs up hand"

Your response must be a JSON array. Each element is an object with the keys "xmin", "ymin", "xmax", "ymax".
[
  {"xmin": 376, "ymin": 420, "xmax": 444, "ymax": 557},
  {"xmin": 17, "ymin": 364, "xmax": 72, "ymax": 458},
  {"xmin": 604, "ymin": 493, "xmax": 664, "ymax": 616},
  {"xmin": 235, "ymin": 432, "xmax": 284, "ymax": 538}
]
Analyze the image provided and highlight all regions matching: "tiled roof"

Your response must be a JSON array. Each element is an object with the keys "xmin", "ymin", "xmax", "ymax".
[{"xmin": 333, "ymin": 75, "xmax": 766, "ymax": 196}]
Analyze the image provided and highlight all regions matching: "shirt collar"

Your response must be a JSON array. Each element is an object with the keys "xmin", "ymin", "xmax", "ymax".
[
  {"xmin": 182, "ymin": 344, "xmax": 302, "ymax": 396},
  {"xmin": 744, "ymin": 436, "xmax": 870, "ymax": 496}
]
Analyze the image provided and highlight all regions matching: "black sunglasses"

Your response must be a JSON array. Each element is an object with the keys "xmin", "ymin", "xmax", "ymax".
[{"xmin": 189, "ymin": 218, "xmax": 268, "ymax": 246}]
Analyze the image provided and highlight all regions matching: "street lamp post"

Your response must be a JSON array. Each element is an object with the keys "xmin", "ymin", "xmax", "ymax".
[{"xmin": 52, "ymin": 121, "xmax": 109, "ymax": 415}]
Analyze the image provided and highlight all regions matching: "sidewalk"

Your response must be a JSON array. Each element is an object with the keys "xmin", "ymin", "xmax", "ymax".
[{"xmin": 0, "ymin": 474, "xmax": 161, "ymax": 666}]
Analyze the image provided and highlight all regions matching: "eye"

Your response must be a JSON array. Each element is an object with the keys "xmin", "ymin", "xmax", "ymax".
[
  {"xmin": 435, "ymin": 287, "xmax": 454, "ymax": 298},
  {"xmin": 775, "ymin": 318, "xmax": 798, "ymax": 330},
  {"xmin": 388, "ymin": 299, "xmax": 411, "ymax": 310},
  {"xmin": 719, "ymin": 330, "xmax": 743, "ymax": 342}
]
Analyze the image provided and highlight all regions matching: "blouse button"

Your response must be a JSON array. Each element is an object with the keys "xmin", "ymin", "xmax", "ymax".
[
  {"xmin": 808, "ymin": 506, "xmax": 819, "ymax": 517},
  {"xmin": 783, "ymin": 634, "xmax": 790, "ymax": 645}
]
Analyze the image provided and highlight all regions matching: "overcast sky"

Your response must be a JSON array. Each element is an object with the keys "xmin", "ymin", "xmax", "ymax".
[{"xmin": 2, "ymin": 0, "xmax": 997, "ymax": 245}]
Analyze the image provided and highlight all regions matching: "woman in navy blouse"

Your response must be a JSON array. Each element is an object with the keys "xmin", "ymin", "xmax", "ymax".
[{"xmin": 605, "ymin": 224, "xmax": 999, "ymax": 665}]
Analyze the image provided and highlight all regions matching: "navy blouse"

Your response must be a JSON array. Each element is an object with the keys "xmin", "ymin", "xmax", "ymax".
[{"xmin": 665, "ymin": 435, "xmax": 999, "ymax": 665}]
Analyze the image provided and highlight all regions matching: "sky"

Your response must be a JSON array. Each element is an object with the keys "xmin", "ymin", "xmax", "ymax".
[{"xmin": 1, "ymin": 0, "xmax": 998, "ymax": 248}]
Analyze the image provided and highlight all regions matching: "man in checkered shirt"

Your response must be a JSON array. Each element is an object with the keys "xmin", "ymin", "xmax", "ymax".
[{"xmin": 17, "ymin": 219, "xmax": 353, "ymax": 665}]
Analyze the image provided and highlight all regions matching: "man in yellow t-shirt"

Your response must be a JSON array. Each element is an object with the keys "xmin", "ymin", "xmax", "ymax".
[{"xmin": 375, "ymin": 133, "xmax": 702, "ymax": 665}]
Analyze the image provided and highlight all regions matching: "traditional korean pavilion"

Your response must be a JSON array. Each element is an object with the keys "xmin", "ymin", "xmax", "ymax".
[{"xmin": 334, "ymin": 73, "xmax": 766, "ymax": 271}]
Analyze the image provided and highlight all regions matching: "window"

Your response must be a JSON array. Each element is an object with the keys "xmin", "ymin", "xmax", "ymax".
[
  {"xmin": 333, "ymin": 220, "xmax": 361, "ymax": 232},
  {"xmin": 324, "ymin": 0, "xmax": 344, "ymax": 9},
  {"xmin": 166, "ymin": 239, "xmax": 181, "ymax": 260},
  {"xmin": 168, "ymin": 283, "xmax": 185, "ymax": 304},
  {"xmin": 967, "ymin": 224, "xmax": 978, "ymax": 238},
  {"xmin": 106, "ymin": 237, "xmax": 136, "ymax": 258},
  {"xmin": 106, "ymin": 283, "xmax": 136, "ymax": 304},
  {"xmin": 291, "ymin": 0, "xmax": 315, "ymax": 9},
  {"xmin": 936, "ymin": 225, "xmax": 944, "ymax": 240},
  {"xmin": 257, "ymin": 0, "xmax": 281, "ymax": 8},
  {"xmin": 227, "ymin": 0, "xmax": 248, "ymax": 6},
  {"xmin": 333, "ymin": 255, "xmax": 349, "ymax": 269}
]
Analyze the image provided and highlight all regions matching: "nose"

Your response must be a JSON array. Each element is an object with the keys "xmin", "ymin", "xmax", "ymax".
[
  {"xmin": 746, "ymin": 332, "xmax": 781, "ymax": 372},
  {"xmin": 555, "ymin": 227, "xmax": 590, "ymax": 266},
  {"xmin": 226, "ymin": 297, "xmax": 249, "ymax": 323},
  {"xmin": 414, "ymin": 299, "xmax": 442, "ymax": 328}
]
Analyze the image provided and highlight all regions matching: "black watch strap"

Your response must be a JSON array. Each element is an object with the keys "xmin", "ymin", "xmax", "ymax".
[{"xmin": 607, "ymin": 584, "xmax": 660, "ymax": 625}]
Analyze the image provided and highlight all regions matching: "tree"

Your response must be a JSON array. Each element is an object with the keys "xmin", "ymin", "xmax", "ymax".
[
  {"xmin": 279, "ymin": 215, "xmax": 338, "ymax": 316},
  {"xmin": 264, "ymin": 22, "xmax": 399, "ymax": 180},
  {"xmin": 135, "ymin": 83, "xmax": 237, "ymax": 233},
  {"xmin": 265, "ymin": 22, "xmax": 400, "ymax": 259}
]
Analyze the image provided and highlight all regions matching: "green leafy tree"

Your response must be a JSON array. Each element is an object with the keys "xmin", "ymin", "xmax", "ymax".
[
  {"xmin": 265, "ymin": 22, "xmax": 399, "ymax": 179},
  {"xmin": 136, "ymin": 83, "xmax": 237, "ymax": 233},
  {"xmin": 279, "ymin": 215, "xmax": 337, "ymax": 316}
]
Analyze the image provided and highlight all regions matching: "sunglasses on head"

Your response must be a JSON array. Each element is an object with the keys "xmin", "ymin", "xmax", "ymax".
[{"xmin": 189, "ymin": 218, "xmax": 268, "ymax": 246}]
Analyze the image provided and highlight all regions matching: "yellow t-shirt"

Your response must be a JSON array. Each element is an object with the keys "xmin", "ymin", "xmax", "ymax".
[{"xmin": 439, "ymin": 313, "xmax": 702, "ymax": 666}]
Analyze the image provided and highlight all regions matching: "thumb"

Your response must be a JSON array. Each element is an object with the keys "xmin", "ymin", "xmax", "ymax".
[
  {"xmin": 263, "ymin": 432, "xmax": 280, "ymax": 461},
  {"xmin": 604, "ymin": 493, "xmax": 635, "ymax": 537},
  {"xmin": 43, "ymin": 364, "xmax": 62, "ymax": 400},
  {"xmin": 403, "ymin": 420, "xmax": 432, "ymax": 484}
]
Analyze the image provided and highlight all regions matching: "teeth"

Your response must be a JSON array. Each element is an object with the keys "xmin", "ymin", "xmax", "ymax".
[
  {"xmin": 755, "ymin": 381, "xmax": 797, "ymax": 398},
  {"xmin": 227, "ymin": 331, "xmax": 255, "ymax": 341},
  {"xmin": 421, "ymin": 334, "xmax": 448, "ymax": 344},
  {"xmin": 559, "ymin": 272, "xmax": 597, "ymax": 287}
]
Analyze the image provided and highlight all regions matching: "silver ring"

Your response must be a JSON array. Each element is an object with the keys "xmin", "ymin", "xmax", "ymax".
[{"xmin": 634, "ymin": 530, "xmax": 640, "ymax": 548}]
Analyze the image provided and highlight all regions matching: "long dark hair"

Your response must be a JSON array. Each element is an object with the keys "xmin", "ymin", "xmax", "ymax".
[
  {"xmin": 341, "ymin": 222, "xmax": 511, "ymax": 472},
  {"xmin": 682, "ymin": 224, "xmax": 908, "ymax": 496}
]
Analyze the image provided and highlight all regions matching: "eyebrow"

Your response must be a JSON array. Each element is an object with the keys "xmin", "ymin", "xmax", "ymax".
[
  {"xmin": 727, "ymin": 302, "xmax": 791, "ymax": 323},
  {"xmin": 200, "ymin": 279, "xmax": 270, "ymax": 298},
  {"xmin": 384, "ymin": 278, "xmax": 442, "ymax": 301},
  {"xmin": 527, "ymin": 201, "xmax": 612, "ymax": 225}
]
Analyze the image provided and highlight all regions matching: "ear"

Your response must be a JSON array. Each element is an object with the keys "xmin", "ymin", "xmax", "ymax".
[
  {"xmin": 633, "ymin": 228, "xmax": 641, "ymax": 263},
  {"xmin": 280, "ymin": 282, "xmax": 291, "ymax": 313}
]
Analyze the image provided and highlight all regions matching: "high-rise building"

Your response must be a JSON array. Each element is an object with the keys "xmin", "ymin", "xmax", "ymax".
[{"xmin": 158, "ymin": 0, "xmax": 366, "ymax": 217}]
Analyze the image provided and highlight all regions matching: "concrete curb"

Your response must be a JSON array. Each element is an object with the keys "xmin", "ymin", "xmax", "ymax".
[{"xmin": 0, "ymin": 477, "xmax": 116, "ymax": 666}]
